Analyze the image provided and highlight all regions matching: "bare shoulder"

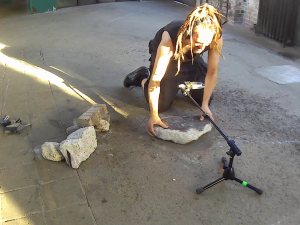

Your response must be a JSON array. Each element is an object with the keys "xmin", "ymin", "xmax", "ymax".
[
  {"xmin": 160, "ymin": 31, "xmax": 173, "ymax": 47},
  {"xmin": 207, "ymin": 36, "xmax": 223, "ymax": 69}
]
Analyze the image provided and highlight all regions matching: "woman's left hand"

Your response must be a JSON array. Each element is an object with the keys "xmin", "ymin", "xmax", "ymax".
[{"xmin": 200, "ymin": 105, "xmax": 214, "ymax": 121}]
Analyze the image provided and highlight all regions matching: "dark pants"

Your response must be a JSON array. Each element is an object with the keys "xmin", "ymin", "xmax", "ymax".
[{"xmin": 144, "ymin": 55, "xmax": 208, "ymax": 112}]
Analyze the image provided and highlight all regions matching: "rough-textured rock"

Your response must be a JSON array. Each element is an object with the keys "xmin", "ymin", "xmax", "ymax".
[
  {"xmin": 95, "ymin": 104, "xmax": 110, "ymax": 132},
  {"xmin": 59, "ymin": 126, "xmax": 97, "ymax": 168},
  {"xmin": 95, "ymin": 119, "xmax": 110, "ymax": 132},
  {"xmin": 77, "ymin": 104, "xmax": 110, "ymax": 132},
  {"xmin": 154, "ymin": 115, "xmax": 212, "ymax": 144},
  {"xmin": 41, "ymin": 142, "xmax": 64, "ymax": 161},
  {"xmin": 66, "ymin": 124, "xmax": 80, "ymax": 135}
]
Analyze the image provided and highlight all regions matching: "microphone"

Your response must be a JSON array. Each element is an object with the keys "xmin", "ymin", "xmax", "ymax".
[{"xmin": 178, "ymin": 81, "xmax": 205, "ymax": 96}]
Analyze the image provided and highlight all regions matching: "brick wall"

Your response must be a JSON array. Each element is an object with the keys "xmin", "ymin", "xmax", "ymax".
[
  {"xmin": 206, "ymin": 0, "xmax": 260, "ymax": 27},
  {"xmin": 244, "ymin": 0, "xmax": 260, "ymax": 27},
  {"xmin": 232, "ymin": 0, "xmax": 246, "ymax": 23}
]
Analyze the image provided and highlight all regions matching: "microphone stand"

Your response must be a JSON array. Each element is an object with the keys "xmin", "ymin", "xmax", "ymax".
[{"xmin": 179, "ymin": 82, "xmax": 263, "ymax": 195}]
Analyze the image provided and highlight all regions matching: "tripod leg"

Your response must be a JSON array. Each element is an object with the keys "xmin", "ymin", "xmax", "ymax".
[
  {"xmin": 196, "ymin": 177, "xmax": 226, "ymax": 194},
  {"xmin": 234, "ymin": 178, "xmax": 263, "ymax": 195}
]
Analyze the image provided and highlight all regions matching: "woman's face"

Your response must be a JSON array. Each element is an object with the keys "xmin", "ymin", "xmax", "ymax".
[{"xmin": 191, "ymin": 25, "xmax": 215, "ymax": 53}]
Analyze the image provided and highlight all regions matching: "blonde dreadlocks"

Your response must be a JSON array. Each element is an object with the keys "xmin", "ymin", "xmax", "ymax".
[{"xmin": 174, "ymin": 3, "xmax": 224, "ymax": 74}]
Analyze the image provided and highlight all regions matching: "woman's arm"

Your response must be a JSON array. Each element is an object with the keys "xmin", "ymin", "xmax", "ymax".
[
  {"xmin": 201, "ymin": 37, "xmax": 223, "ymax": 120},
  {"xmin": 147, "ymin": 31, "xmax": 174, "ymax": 135}
]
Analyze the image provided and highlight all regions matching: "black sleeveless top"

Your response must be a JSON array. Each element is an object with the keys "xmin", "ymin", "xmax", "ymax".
[{"xmin": 148, "ymin": 20, "xmax": 210, "ymax": 73}]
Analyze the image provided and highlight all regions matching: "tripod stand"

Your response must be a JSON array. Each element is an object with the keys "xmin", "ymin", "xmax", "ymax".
[{"xmin": 179, "ymin": 82, "xmax": 263, "ymax": 195}]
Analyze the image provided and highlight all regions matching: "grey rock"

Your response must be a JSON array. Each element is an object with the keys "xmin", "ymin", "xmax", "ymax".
[
  {"xmin": 95, "ymin": 119, "xmax": 110, "ymax": 132},
  {"xmin": 94, "ymin": 104, "xmax": 110, "ymax": 132},
  {"xmin": 154, "ymin": 115, "xmax": 212, "ymax": 144},
  {"xmin": 66, "ymin": 124, "xmax": 80, "ymax": 135},
  {"xmin": 41, "ymin": 142, "xmax": 64, "ymax": 161},
  {"xmin": 77, "ymin": 104, "xmax": 110, "ymax": 132},
  {"xmin": 60, "ymin": 126, "xmax": 97, "ymax": 168}
]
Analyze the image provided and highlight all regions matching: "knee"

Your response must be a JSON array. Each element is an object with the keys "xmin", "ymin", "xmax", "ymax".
[{"xmin": 158, "ymin": 100, "xmax": 173, "ymax": 112}]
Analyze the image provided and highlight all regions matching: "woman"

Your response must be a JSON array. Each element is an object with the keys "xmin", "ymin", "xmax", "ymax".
[{"xmin": 124, "ymin": 4, "xmax": 224, "ymax": 136}]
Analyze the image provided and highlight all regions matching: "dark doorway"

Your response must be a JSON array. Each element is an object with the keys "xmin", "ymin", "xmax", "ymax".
[{"xmin": 256, "ymin": 0, "xmax": 299, "ymax": 46}]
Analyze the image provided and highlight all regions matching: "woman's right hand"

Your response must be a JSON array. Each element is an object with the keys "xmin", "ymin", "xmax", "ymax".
[{"xmin": 147, "ymin": 115, "xmax": 169, "ymax": 136}]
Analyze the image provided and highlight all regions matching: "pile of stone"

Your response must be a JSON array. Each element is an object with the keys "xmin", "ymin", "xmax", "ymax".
[
  {"xmin": 41, "ymin": 104, "xmax": 110, "ymax": 168},
  {"xmin": 67, "ymin": 103, "xmax": 110, "ymax": 134}
]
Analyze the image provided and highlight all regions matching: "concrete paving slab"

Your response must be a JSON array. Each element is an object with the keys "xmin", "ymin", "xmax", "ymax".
[
  {"xmin": 218, "ymin": 32, "xmax": 300, "ymax": 116},
  {"xmin": 34, "ymin": 159, "xmax": 76, "ymax": 184},
  {"xmin": 2, "ymin": 213, "xmax": 46, "ymax": 225},
  {"xmin": 49, "ymin": 87, "xmax": 93, "ymax": 126},
  {"xmin": 24, "ymin": 88, "xmax": 67, "ymax": 146},
  {"xmin": 0, "ymin": 136, "xmax": 34, "ymax": 169},
  {"xmin": 44, "ymin": 203, "xmax": 95, "ymax": 225},
  {"xmin": 27, "ymin": 117, "xmax": 66, "ymax": 147},
  {"xmin": 39, "ymin": 176, "xmax": 86, "ymax": 211},
  {"xmin": 0, "ymin": 163, "xmax": 39, "ymax": 194},
  {"xmin": 0, "ymin": 186, "xmax": 42, "ymax": 221},
  {"xmin": 256, "ymin": 65, "xmax": 300, "ymax": 84},
  {"xmin": 0, "ymin": 69, "xmax": 32, "ymax": 121}
]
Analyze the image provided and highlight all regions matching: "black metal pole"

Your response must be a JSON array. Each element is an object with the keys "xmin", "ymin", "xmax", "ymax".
[
  {"xmin": 185, "ymin": 91, "xmax": 242, "ymax": 156},
  {"xmin": 180, "ymin": 85, "xmax": 262, "ymax": 195}
]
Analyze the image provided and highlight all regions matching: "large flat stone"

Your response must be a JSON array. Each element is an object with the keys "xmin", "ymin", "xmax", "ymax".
[{"xmin": 154, "ymin": 115, "xmax": 212, "ymax": 144}]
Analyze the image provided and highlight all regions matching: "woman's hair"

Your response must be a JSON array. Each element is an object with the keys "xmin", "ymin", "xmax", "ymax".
[{"xmin": 174, "ymin": 3, "xmax": 224, "ymax": 74}]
